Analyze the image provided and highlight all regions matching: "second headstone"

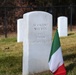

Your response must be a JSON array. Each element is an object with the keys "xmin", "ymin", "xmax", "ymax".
[{"xmin": 58, "ymin": 16, "xmax": 68, "ymax": 37}]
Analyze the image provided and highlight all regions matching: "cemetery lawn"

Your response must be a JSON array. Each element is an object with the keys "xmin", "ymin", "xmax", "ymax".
[{"xmin": 0, "ymin": 31, "xmax": 76, "ymax": 75}]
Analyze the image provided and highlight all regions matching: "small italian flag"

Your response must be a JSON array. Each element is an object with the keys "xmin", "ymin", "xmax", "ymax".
[{"xmin": 48, "ymin": 29, "xmax": 66, "ymax": 75}]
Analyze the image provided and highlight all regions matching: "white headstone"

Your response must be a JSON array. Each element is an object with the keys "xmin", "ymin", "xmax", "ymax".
[
  {"xmin": 23, "ymin": 11, "xmax": 52, "ymax": 75},
  {"xmin": 17, "ymin": 18, "xmax": 24, "ymax": 42},
  {"xmin": 58, "ymin": 16, "xmax": 68, "ymax": 37}
]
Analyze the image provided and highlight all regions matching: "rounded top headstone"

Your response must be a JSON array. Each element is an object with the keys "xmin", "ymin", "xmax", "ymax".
[
  {"xmin": 57, "ymin": 16, "xmax": 68, "ymax": 37},
  {"xmin": 17, "ymin": 18, "xmax": 24, "ymax": 42},
  {"xmin": 22, "ymin": 11, "xmax": 52, "ymax": 75}
]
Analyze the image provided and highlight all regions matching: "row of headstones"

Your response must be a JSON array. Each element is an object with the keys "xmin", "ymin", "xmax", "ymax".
[{"xmin": 17, "ymin": 11, "xmax": 68, "ymax": 75}]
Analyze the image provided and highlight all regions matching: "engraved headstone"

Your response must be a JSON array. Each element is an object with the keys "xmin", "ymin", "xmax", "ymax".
[
  {"xmin": 58, "ymin": 16, "xmax": 68, "ymax": 37},
  {"xmin": 23, "ymin": 11, "xmax": 52, "ymax": 75}
]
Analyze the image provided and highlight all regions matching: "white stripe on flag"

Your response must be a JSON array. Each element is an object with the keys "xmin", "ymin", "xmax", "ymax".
[{"xmin": 48, "ymin": 47, "xmax": 63, "ymax": 73}]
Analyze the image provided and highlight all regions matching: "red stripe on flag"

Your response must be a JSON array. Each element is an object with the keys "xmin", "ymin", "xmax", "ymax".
[{"xmin": 54, "ymin": 64, "xmax": 66, "ymax": 75}]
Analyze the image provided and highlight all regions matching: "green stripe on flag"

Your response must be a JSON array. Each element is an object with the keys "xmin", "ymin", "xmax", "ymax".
[{"xmin": 49, "ymin": 29, "xmax": 60, "ymax": 61}]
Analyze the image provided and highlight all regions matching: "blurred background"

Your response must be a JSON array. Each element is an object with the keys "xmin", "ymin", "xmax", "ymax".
[{"xmin": 0, "ymin": 0, "xmax": 76, "ymax": 38}]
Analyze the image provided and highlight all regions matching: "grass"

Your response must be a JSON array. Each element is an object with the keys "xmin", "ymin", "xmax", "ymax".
[
  {"xmin": 0, "ymin": 30, "xmax": 76, "ymax": 75},
  {"xmin": 0, "ymin": 36, "xmax": 22, "ymax": 75}
]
